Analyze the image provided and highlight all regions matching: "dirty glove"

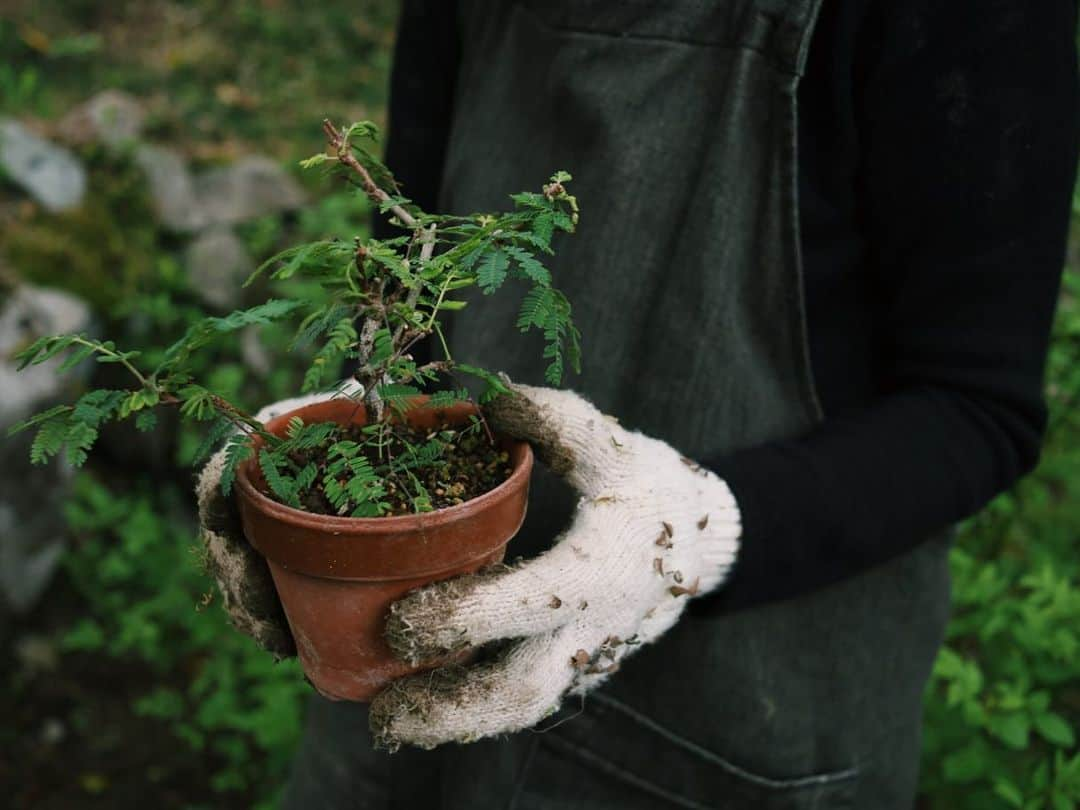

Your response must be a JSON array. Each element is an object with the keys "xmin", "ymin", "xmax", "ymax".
[
  {"xmin": 195, "ymin": 391, "xmax": 354, "ymax": 658},
  {"xmin": 371, "ymin": 384, "xmax": 742, "ymax": 749}
]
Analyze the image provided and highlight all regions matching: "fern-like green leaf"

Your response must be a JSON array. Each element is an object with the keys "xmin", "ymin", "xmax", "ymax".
[
  {"xmin": 454, "ymin": 363, "xmax": 511, "ymax": 404},
  {"xmin": 295, "ymin": 463, "xmax": 319, "ymax": 492},
  {"xmin": 178, "ymin": 385, "xmax": 216, "ymax": 421},
  {"xmin": 7, "ymin": 405, "xmax": 72, "ymax": 437},
  {"xmin": 510, "ymin": 191, "xmax": 550, "ymax": 210},
  {"xmin": 477, "ymin": 249, "xmax": 509, "ymax": 294},
  {"xmin": 291, "ymin": 303, "xmax": 352, "ymax": 350},
  {"xmin": 135, "ymin": 411, "xmax": 158, "ymax": 433},
  {"xmin": 349, "ymin": 499, "xmax": 386, "ymax": 518},
  {"xmin": 282, "ymin": 421, "xmax": 340, "ymax": 451},
  {"xmin": 13, "ymin": 336, "xmax": 51, "ymax": 370},
  {"xmin": 323, "ymin": 443, "xmax": 386, "ymax": 516},
  {"xmin": 516, "ymin": 287, "xmax": 555, "ymax": 332},
  {"xmin": 540, "ymin": 290, "xmax": 579, "ymax": 385},
  {"xmin": 532, "ymin": 212, "xmax": 555, "ymax": 248},
  {"xmin": 457, "ymin": 246, "xmax": 485, "ymax": 274},
  {"xmin": 515, "ymin": 287, "xmax": 578, "ymax": 386},
  {"xmin": 505, "ymin": 246, "xmax": 551, "ymax": 287},
  {"xmin": 157, "ymin": 300, "xmax": 306, "ymax": 375},
  {"xmin": 386, "ymin": 438, "xmax": 445, "ymax": 475},
  {"xmin": 303, "ymin": 317, "xmax": 357, "ymax": 393},
  {"xmin": 16, "ymin": 334, "xmax": 81, "ymax": 369},
  {"xmin": 246, "ymin": 240, "xmax": 347, "ymax": 286},
  {"xmin": 64, "ymin": 421, "xmax": 98, "ymax": 467},
  {"xmin": 210, "ymin": 300, "xmax": 307, "ymax": 333},
  {"xmin": 425, "ymin": 389, "xmax": 470, "ymax": 410},
  {"xmin": 219, "ymin": 435, "xmax": 254, "ymax": 496},
  {"xmin": 343, "ymin": 120, "xmax": 380, "ymax": 142},
  {"xmin": 57, "ymin": 341, "xmax": 99, "ymax": 372},
  {"xmin": 259, "ymin": 449, "xmax": 300, "ymax": 508},
  {"xmin": 366, "ymin": 241, "xmax": 422, "ymax": 288},
  {"xmin": 192, "ymin": 417, "xmax": 235, "ymax": 464},
  {"xmin": 513, "ymin": 230, "xmax": 555, "ymax": 255},
  {"xmin": 552, "ymin": 210, "xmax": 575, "ymax": 233},
  {"xmin": 376, "ymin": 383, "xmax": 422, "ymax": 413},
  {"xmin": 377, "ymin": 194, "xmax": 414, "ymax": 213},
  {"xmin": 29, "ymin": 417, "xmax": 69, "ymax": 465},
  {"xmin": 72, "ymin": 389, "xmax": 126, "ymax": 427}
]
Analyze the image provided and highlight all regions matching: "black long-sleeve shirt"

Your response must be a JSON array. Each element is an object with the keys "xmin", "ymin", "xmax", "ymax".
[{"xmin": 379, "ymin": 0, "xmax": 1080, "ymax": 613}]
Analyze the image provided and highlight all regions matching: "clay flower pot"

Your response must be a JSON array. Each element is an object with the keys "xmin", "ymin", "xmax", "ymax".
[{"xmin": 234, "ymin": 397, "xmax": 533, "ymax": 701}]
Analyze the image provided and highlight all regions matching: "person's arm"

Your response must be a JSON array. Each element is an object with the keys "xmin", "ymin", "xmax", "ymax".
[{"xmin": 700, "ymin": 0, "xmax": 1079, "ymax": 613}]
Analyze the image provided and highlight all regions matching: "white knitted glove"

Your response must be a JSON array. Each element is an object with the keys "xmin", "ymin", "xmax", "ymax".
[{"xmin": 370, "ymin": 384, "xmax": 741, "ymax": 749}]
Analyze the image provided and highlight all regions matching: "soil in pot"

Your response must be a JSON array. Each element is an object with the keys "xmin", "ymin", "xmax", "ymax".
[{"xmin": 282, "ymin": 418, "xmax": 513, "ymax": 516}]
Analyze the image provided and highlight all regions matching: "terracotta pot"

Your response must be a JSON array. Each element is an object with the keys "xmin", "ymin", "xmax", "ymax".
[{"xmin": 234, "ymin": 397, "xmax": 533, "ymax": 702}]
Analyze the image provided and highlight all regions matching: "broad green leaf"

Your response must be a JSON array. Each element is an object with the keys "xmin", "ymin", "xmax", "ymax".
[
  {"xmin": 1034, "ymin": 712, "xmax": 1076, "ymax": 748},
  {"xmin": 988, "ymin": 712, "xmax": 1031, "ymax": 750},
  {"xmin": 942, "ymin": 741, "xmax": 991, "ymax": 783},
  {"xmin": 994, "ymin": 780, "xmax": 1025, "ymax": 808}
]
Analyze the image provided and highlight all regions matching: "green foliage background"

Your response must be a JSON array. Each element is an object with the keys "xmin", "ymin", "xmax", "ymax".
[
  {"xmin": 0, "ymin": 2, "xmax": 1077, "ymax": 808},
  {"xmin": 919, "ymin": 269, "xmax": 1080, "ymax": 810}
]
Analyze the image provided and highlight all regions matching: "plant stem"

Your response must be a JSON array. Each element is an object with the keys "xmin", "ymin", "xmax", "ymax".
[
  {"xmin": 322, "ymin": 119, "xmax": 418, "ymax": 229},
  {"xmin": 206, "ymin": 396, "xmax": 276, "ymax": 442},
  {"xmin": 434, "ymin": 322, "xmax": 452, "ymax": 363},
  {"xmin": 160, "ymin": 390, "xmax": 275, "ymax": 446},
  {"xmin": 393, "ymin": 224, "xmax": 435, "ymax": 348},
  {"xmin": 425, "ymin": 271, "xmax": 456, "ymax": 331},
  {"xmin": 72, "ymin": 337, "xmax": 150, "ymax": 389}
]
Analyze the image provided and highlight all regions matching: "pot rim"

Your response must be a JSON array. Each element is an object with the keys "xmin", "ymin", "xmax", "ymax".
[{"xmin": 234, "ymin": 400, "xmax": 534, "ymax": 534}]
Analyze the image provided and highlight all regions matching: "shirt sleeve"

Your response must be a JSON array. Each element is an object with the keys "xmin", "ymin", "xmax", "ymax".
[{"xmin": 697, "ymin": 1, "xmax": 1079, "ymax": 614}]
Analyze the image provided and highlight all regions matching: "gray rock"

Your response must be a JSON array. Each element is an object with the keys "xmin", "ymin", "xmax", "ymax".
[
  {"xmin": 0, "ymin": 285, "xmax": 94, "ymax": 426},
  {"xmin": 184, "ymin": 226, "xmax": 254, "ymax": 309},
  {"xmin": 192, "ymin": 155, "xmax": 306, "ymax": 226},
  {"xmin": 0, "ymin": 119, "xmax": 87, "ymax": 212},
  {"xmin": 241, "ymin": 325, "xmax": 273, "ymax": 377},
  {"xmin": 15, "ymin": 634, "xmax": 60, "ymax": 674},
  {"xmin": 0, "ymin": 474, "xmax": 69, "ymax": 613},
  {"xmin": 134, "ymin": 143, "xmax": 208, "ymax": 232},
  {"xmin": 40, "ymin": 717, "xmax": 67, "ymax": 746},
  {"xmin": 0, "ymin": 285, "xmax": 94, "ymax": 613},
  {"xmin": 58, "ymin": 89, "xmax": 145, "ymax": 149}
]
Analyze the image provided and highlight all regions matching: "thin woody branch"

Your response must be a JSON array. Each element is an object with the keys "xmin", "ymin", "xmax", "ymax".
[
  {"xmin": 325, "ymin": 119, "xmax": 432, "ymax": 421},
  {"xmin": 393, "ymin": 224, "xmax": 436, "ymax": 347},
  {"xmin": 323, "ymin": 119, "xmax": 418, "ymax": 229}
]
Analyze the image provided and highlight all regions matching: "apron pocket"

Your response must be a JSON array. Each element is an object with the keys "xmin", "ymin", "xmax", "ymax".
[
  {"xmin": 513, "ymin": 694, "xmax": 858, "ymax": 810},
  {"xmin": 517, "ymin": 0, "xmax": 763, "ymax": 51}
]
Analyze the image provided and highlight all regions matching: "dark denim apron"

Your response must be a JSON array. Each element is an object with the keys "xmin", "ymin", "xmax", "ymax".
[{"xmin": 282, "ymin": 2, "xmax": 952, "ymax": 807}]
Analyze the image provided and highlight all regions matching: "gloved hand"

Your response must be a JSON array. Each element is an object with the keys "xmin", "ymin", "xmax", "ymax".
[
  {"xmin": 195, "ymin": 392, "xmax": 346, "ymax": 659},
  {"xmin": 370, "ymin": 384, "xmax": 742, "ymax": 749}
]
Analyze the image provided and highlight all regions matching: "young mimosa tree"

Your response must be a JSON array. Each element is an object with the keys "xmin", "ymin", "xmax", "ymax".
[{"xmin": 9, "ymin": 120, "xmax": 581, "ymax": 517}]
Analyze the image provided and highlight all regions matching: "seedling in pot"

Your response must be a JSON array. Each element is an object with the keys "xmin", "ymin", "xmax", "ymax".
[{"xmin": 8, "ymin": 119, "xmax": 582, "ymax": 518}]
